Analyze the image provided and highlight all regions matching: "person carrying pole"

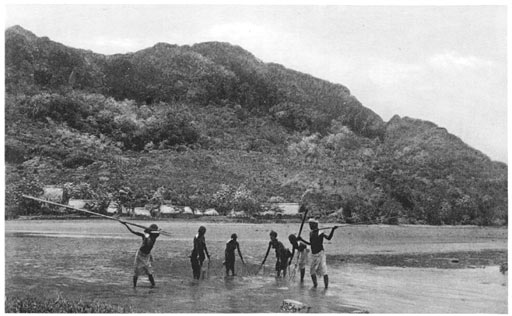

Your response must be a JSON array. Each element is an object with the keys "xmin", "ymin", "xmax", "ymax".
[
  {"xmin": 190, "ymin": 226, "xmax": 210, "ymax": 280},
  {"xmin": 121, "ymin": 221, "xmax": 160, "ymax": 288},
  {"xmin": 297, "ymin": 218, "xmax": 338, "ymax": 289},
  {"xmin": 224, "ymin": 233, "xmax": 245, "ymax": 276}
]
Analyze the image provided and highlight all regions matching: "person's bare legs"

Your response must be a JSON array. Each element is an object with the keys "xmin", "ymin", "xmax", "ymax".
[{"xmin": 311, "ymin": 274, "xmax": 318, "ymax": 287}]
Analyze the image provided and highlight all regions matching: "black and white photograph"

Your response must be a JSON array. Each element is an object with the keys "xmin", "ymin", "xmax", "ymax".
[{"xmin": 3, "ymin": 2, "xmax": 508, "ymax": 313}]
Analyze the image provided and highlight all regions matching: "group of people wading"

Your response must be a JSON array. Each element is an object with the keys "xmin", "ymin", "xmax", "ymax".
[{"xmin": 120, "ymin": 216, "xmax": 338, "ymax": 289}]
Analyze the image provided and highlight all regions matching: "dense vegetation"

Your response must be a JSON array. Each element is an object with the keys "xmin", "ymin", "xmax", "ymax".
[
  {"xmin": 4, "ymin": 25, "xmax": 507, "ymax": 225},
  {"xmin": 5, "ymin": 294, "xmax": 131, "ymax": 313}
]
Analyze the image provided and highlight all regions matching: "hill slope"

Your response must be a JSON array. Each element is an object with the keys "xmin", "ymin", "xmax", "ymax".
[{"xmin": 4, "ymin": 25, "xmax": 507, "ymax": 225}]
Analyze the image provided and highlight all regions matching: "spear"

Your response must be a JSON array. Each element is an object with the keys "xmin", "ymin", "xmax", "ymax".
[
  {"xmin": 21, "ymin": 194, "xmax": 172, "ymax": 237},
  {"xmin": 314, "ymin": 226, "xmax": 341, "ymax": 231}
]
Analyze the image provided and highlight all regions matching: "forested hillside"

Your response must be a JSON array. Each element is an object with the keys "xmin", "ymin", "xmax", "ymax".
[{"xmin": 5, "ymin": 25, "xmax": 507, "ymax": 225}]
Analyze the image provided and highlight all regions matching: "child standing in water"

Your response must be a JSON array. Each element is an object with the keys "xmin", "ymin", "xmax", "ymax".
[
  {"xmin": 289, "ymin": 234, "xmax": 309, "ymax": 283},
  {"xmin": 224, "ymin": 233, "xmax": 245, "ymax": 276},
  {"xmin": 121, "ymin": 222, "xmax": 160, "ymax": 288}
]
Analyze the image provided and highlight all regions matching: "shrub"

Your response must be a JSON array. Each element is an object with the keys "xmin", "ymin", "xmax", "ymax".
[
  {"xmin": 288, "ymin": 134, "xmax": 321, "ymax": 161},
  {"xmin": 5, "ymin": 139, "xmax": 27, "ymax": 163},
  {"xmin": 63, "ymin": 182, "xmax": 97, "ymax": 200},
  {"xmin": 211, "ymin": 184, "xmax": 235, "ymax": 214},
  {"xmin": 270, "ymin": 102, "xmax": 312, "ymax": 132},
  {"xmin": 5, "ymin": 177, "xmax": 44, "ymax": 218},
  {"xmin": 62, "ymin": 153, "xmax": 95, "ymax": 168},
  {"xmin": 36, "ymin": 145, "xmax": 69, "ymax": 160},
  {"xmin": 380, "ymin": 199, "xmax": 405, "ymax": 225},
  {"xmin": 232, "ymin": 184, "xmax": 261, "ymax": 215},
  {"xmin": 21, "ymin": 93, "xmax": 88, "ymax": 129},
  {"xmin": 5, "ymin": 294, "xmax": 131, "ymax": 313}
]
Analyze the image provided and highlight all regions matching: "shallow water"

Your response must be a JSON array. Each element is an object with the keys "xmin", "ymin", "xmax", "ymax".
[{"xmin": 4, "ymin": 220, "xmax": 507, "ymax": 313}]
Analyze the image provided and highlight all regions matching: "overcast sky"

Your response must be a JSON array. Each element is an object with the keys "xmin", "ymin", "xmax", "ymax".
[{"xmin": 4, "ymin": 4, "xmax": 508, "ymax": 163}]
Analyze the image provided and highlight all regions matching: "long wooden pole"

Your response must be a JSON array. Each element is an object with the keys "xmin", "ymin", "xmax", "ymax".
[
  {"xmin": 315, "ymin": 226, "xmax": 339, "ymax": 231},
  {"xmin": 21, "ymin": 195, "xmax": 172, "ymax": 237},
  {"xmin": 297, "ymin": 205, "xmax": 309, "ymax": 238}
]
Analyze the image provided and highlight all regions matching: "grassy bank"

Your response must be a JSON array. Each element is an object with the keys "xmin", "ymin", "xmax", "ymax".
[{"xmin": 5, "ymin": 294, "xmax": 132, "ymax": 313}]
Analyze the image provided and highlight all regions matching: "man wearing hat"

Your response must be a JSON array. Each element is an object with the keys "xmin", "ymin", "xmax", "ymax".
[
  {"xmin": 121, "ymin": 222, "xmax": 160, "ymax": 288},
  {"xmin": 298, "ymin": 218, "xmax": 338, "ymax": 288}
]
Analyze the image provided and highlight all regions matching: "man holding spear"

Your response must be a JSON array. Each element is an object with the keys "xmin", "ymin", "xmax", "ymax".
[
  {"xmin": 21, "ymin": 195, "xmax": 172, "ymax": 237},
  {"xmin": 21, "ymin": 195, "xmax": 172, "ymax": 288},
  {"xmin": 121, "ymin": 221, "xmax": 160, "ymax": 288},
  {"xmin": 297, "ymin": 218, "xmax": 338, "ymax": 289}
]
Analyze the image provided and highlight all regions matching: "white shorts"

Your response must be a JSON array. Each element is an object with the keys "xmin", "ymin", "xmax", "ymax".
[
  {"xmin": 134, "ymin": 249, "xmax": 154, "ymax": 276},
  {"xmin": 297, "ymin": 249, "xmax": 308, "ymax": 269},
  {"xmin": 310, "ymin": 250, "xmax": 327, "ymax": 276}
]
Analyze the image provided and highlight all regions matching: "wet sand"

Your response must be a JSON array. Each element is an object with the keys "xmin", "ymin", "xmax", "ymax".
[{"xmin": 4, "ymin": 220, "xmax": 508, "ymax": 313}]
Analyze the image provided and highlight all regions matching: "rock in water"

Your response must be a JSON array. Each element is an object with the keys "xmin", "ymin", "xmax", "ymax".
[{"xmin": 280, "ymin": 299, "xmax": 311, "ymax": 313}]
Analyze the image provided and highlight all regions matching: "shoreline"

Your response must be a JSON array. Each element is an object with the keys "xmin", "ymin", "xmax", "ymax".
[
  {"xmin": 331, "ymin": 249, "xmax": 507, "ymax": 269},
  {"xmin": 9, "ymin": 214, "xmax": 308, "ymax": 224},
  {"xmin": 8, "ymin": 215, "xmax": 509, "ymax": 228}
]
